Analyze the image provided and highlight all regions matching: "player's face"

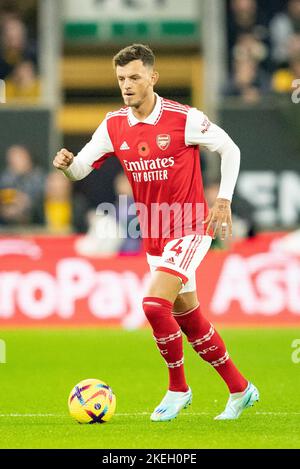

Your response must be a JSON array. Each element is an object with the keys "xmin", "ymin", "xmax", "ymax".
[{"xmin": 116, "ymin": 60, "xmax": 158, "ymax": 108}]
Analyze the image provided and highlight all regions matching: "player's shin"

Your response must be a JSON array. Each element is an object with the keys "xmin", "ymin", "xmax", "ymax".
[
  {"xmin": 142, "ymin": 297, "xmax": 188, "ymax": 392},
  {"xmin": 174, "ymin": 304, "xmax": 248, "ymax": 393}
]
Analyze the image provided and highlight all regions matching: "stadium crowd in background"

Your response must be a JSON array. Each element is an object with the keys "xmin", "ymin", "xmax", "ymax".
[
  {"xmin": 0, "ymin": 0, "xmax": 39, "ymax": 101},
  {"xmin": 0, "ymin": 145, "xmax": 45, "ymax": 227},
  {"xmin": 0, "ymin": 145, "xmax": 140, "ymax": 251},
  {"xmin": 225, "ymin": 0, "xmax": 300, "ymax": 99},
  {"xmin": 44, "ymin": 171, "xmax": 73, "ymax": 234}
]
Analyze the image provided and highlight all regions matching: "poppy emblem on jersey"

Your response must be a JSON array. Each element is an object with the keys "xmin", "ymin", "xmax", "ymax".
[
  {"xmin": 138, "ymin": 142, "xmax": 150, "ymax": 157},
  {"xmin": 156, "ymin": 134, "xmax": 170, "ymax": 151}
]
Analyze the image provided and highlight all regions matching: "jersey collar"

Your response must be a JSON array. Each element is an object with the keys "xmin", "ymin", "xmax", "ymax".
[{"xmin": 127, "ymin": 93, "xmax": 163, "ymax": 126}]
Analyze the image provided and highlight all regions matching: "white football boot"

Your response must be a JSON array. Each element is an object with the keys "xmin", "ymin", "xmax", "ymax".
[
  {"xmin": 214, "ymin": 382, "xmax": 259, "ymax": 420},
  {"xmin": 150, "ymin": 387, "xmax": 192, "ymax": 422}
]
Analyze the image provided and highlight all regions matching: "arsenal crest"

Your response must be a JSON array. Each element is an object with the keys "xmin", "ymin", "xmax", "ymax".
[{"xmin": 156, "ymin": 134, "xmax": 171, "ymax": 151}]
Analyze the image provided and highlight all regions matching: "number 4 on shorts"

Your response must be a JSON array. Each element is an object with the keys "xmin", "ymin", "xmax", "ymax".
[{"xmin": 170, "ymin": 239, "xmax": 183, "ymax": 256}]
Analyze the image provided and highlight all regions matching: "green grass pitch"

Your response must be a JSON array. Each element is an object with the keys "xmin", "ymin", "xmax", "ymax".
[{"xmin": 0, "ymin": 327, "xmax": 300, "ymax": 449}]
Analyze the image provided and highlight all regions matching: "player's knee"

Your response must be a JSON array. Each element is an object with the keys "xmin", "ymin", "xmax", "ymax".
[
  {"xmin": 142, "ymin": 296, "xmax": 173, "ymax": 322},
  {"xmin": 173, "ymin": 291, "xmax": 198, "ymax": 313},
  {"xmin": 142, "ymin": 298, "xmax": 162, "ymax": 321}
]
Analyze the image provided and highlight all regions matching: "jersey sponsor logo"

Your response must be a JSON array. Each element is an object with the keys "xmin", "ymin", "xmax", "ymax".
[
  {"xmin": 123, "ymin": 156, "xmax": 175, "ymax": 172},
  {"xmin": 123, "ymin": 156, "xmax": 175, "ymax": 183},
  {"xmin": 156, "ymin": 134, "xmax": 171, "ymax": 151},
  {"xmin": 120, "ymin": 141, "xmax": 130, "ymax": 150}
]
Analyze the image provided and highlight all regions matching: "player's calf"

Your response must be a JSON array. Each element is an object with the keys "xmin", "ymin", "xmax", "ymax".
[
  {"xmin": 174, "ymin": 303, "xmax": 248, "ymax": 393},
  {"xmin": 142, "ymin": 296, "xmax": 189, "ymax": 393}
]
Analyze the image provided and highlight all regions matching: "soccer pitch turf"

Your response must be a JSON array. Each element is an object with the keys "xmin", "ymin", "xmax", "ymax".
[{"xmin": 0, "ymin": 327, "xmax": 300, "ymax": 449}]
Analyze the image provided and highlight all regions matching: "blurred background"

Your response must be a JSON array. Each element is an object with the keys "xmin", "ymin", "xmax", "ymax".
[{"xmin": 0, "ymin": 0, "xmax": 300, "ymax": 328}]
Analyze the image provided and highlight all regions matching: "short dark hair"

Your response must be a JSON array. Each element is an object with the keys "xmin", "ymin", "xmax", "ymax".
[{"xmin": 113, "ymin": 44, "xmax": 155, "ymax": 68}]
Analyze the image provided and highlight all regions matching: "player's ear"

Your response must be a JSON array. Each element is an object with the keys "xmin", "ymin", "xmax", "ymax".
[{"xmin": 151, "ymin": 70, "xmax": 159, "ymax": 86}]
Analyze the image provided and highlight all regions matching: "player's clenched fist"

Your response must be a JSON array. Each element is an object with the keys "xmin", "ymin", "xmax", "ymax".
[{"xmin": 53, "ymin": 148, "xmax": 74, "ymax": 170}]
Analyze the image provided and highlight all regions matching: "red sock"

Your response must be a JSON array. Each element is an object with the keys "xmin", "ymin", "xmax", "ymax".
[
  {"xmin": 143, "ymin": 296, "xmax": 188, "ymax": 392},
  {"xmin": 174, "ymin": 304, "xmax": 248, "ymax": 393}
]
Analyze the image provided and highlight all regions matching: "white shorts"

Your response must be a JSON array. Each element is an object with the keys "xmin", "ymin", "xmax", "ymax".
[{"xmin": 146, "ymin": 234, "xmax": 212, "ymax": 294}]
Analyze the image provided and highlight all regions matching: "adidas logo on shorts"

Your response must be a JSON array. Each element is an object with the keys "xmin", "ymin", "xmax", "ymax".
[{"xmin": 165, "ymin": 256, "xmax": 175, "ymax": 265}]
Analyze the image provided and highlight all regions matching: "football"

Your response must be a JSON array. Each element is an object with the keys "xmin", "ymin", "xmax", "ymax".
[{"xmin": 68, "ymin": 378, "xmax": 116, "ymax": 424}]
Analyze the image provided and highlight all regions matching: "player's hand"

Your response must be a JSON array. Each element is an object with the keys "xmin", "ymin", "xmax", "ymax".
[
  {"xmin": 53, "ymin": 148, "xmax": 74, "ymax": 170},
  {"xmin": 203, "ymin": 198, "xmax": 232, "ymax": 240}
]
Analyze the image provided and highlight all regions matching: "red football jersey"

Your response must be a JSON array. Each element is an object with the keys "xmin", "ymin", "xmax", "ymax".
[{"xmin": 90, "ymin": 96, "xmax": 209, "ymax": 256}]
